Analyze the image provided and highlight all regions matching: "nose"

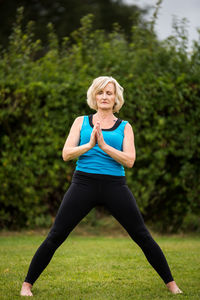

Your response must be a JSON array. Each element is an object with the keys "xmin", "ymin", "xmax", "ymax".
[{"xmin": 102, "ymin": 92, "xmax": 107, "ymax": 99}]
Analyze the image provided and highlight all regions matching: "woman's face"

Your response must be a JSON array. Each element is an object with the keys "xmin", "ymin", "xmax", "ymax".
[{"xmin": 95, "ymin": 82, "xmax": 116, "ymax": 111}]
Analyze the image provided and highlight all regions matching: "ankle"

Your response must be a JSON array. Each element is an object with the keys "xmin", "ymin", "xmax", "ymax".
[{"xmin": 22, "ymin": 282, "xmax": 32, "ymax": 288}]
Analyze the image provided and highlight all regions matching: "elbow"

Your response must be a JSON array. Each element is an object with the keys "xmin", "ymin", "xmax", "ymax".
[
  {"xmin": 62, "ymin": 154, "xmax": 67, "ymax": 161},
  {"xmin": 62, "ymin": 150, "xmax": 69, "ymax": 161},
  {"xmin": 126, "ymin": 156, "xmax": 136, "ymax": 168},
  {"xmin": 126, "ymin": 162, "xmax": 134, "ymax": 168}
]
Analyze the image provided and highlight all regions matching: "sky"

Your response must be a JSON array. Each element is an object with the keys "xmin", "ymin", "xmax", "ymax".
[{"xmin": 123, "ymin": 0, "xmax": 200, "ymax": 49}]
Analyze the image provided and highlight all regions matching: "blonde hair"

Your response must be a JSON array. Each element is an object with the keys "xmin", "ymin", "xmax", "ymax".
[{"xmin": 87, "ymin": 76, "xmax": 124, "ymax": 113}]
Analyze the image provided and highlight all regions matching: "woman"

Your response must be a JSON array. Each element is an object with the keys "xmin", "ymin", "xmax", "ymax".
[{"xmin": 20, "ymin": 76, "xmax": 182, "ymax": 296}]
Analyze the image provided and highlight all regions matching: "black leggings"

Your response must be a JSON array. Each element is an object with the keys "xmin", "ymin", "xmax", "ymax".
[{"xmin": 24, "ymin": 171, "xmax": 173, "ymax": 285}]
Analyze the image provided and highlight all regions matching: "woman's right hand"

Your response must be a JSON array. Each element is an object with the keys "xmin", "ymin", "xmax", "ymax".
[{"xmin": 89, "ymin": 124, "xmax": 98, "ymax": 148}]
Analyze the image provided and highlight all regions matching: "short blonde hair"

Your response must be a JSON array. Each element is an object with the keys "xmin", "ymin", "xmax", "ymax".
[{"xmin": 87, "ymin": 76, "xmax": 124, "ymax": 113}]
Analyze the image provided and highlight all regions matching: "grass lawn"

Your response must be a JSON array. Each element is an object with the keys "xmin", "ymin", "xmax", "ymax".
[{"xmin": 0, "ymin": 230, "xmax": 200, "ymax": 299}]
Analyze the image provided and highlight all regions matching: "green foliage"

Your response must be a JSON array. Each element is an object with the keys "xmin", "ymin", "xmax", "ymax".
[
  {"xmin": 0, "ymin": 0, "xmax": 148, "ymax": 49},
  {"xmin": 181, "ymin": 213, "xmax": 200, "ymax": 233},
  {"xmin": 0, "ymin": 6, "xmax": 200, "ymax": 232}
]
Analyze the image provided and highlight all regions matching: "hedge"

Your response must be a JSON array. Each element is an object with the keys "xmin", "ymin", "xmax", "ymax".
[{"xmin": 0, "ymin": 8, "xmax": 200, "ymax": 232}]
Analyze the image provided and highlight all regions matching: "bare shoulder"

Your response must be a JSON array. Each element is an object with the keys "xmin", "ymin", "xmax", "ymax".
[
  {"xmin": 74, "ymin": 116, "xmax": 84, "ymax": 124},
  {"xmin": 124, "ymin": 122, "xmax": 134, "ymax": 135},
  {"xmin": 72, "ymin": 116, "xmax": 84, "ymax": 130}
]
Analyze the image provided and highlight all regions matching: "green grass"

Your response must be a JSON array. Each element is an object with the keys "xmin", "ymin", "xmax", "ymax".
[{"xmin": 0, "ymin": 231, "xmax": 200, "ymax": 299}]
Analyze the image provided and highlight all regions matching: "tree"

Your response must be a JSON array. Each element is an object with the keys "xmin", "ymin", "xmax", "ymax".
[{"xmin": 0, "ymin": 0, "xmax": 148, "ymax": 48}]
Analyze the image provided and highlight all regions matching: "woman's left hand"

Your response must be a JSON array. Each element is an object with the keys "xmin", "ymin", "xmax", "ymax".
[{"xmin": 96, "ymin": 121, "xmax": 106, "ymax": 149}]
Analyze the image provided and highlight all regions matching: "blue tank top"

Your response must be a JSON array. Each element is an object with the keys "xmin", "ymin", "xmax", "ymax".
[{"xmin": 75, "ymin": 115, "xmax": 128, "ymax": 176}]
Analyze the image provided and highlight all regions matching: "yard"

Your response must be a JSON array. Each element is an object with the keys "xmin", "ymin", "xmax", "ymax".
[{"xmin": 0, "ymin": 231, "xmax": 199, "ymax": 299}]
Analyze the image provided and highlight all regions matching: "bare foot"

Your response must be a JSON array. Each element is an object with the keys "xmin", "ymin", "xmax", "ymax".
[
  {"xmin": 20, "ymin": 282, "xmax": 33, "ymax": 296},
  {"xmin": 166, "ymin": 281, "xmax": 183, "ymax": 294}
]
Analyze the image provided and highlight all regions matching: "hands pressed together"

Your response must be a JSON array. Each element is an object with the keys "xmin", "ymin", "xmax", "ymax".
[{"xmin": 89, "ymin": 121, "xmax": 105, "ymax": 150}]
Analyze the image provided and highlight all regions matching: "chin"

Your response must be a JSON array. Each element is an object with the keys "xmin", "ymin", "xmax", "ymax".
[
  {"xmin": 100, "ymin": 105, "xmax": 112, "ymax": 109},
  {"xmin": 100, "ymin": 107, "xmax": 112, "ymax": 111}
]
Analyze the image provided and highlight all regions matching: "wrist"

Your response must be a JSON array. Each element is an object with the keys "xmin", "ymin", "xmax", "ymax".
[
  {"xmin": 100, "ymin": 142, "xmax": 107, "ymax": 151},
  {"xmin": 87, "ymin": 142, "xmax": 94, "ymax": 150}
]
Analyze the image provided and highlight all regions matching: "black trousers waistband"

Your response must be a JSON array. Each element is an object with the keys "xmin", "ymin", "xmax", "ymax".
[{"xmin": 73, "ymin": 170, "xmax": 126, "ymax": 184}]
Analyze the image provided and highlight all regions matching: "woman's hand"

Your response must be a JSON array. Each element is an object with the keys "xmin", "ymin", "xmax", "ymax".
[
  {"xmin": 96, "ymin": 121, "xmax": 106, "ymax": 150},
  {"xmin": 88, "ymin": 124, "xmax": 98, "ymax": 148}
]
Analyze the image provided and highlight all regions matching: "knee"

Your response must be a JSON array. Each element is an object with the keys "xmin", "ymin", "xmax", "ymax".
[
  {"xmin": 133, "ymin": 227, "xmax": 153, "ymax": 247},
  {"xmin": 46, "ymin": 229, "xmax": 67, "ymax": 247}
]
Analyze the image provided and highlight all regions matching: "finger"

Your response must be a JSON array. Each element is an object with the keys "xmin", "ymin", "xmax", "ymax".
[
  {"xmin": 96, "ymin": 129, "xmax": 101, "ymax": 137},
  {"xmin": 96, "ymin": 122, "xmax": 101, "ymax": 129},
  {"xmin": 94, "ymin": 125, "xmax": 99, "ymax": 133},
  {"xmin": 93, "ymin": 127, "xmax": 98, "ymax": 135},
  {"xmin": 93, "ymin": 129, "xmax": 98, "ymax": 138},
  {"xmin": 97, "ymin": 129, "xmax": 102, "ymax": 137}
]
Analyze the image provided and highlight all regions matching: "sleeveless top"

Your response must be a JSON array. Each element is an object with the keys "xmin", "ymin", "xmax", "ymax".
[{"xmin": 75, "ymin": 115, "xmax": 128, "ymax": 176}]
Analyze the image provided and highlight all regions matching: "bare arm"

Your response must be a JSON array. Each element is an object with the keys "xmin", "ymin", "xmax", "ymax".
[
  {"xmin": 62, "ymin": 116, "xmax": 98, "ymax": 161},
  {"xmin": 96, "ymin": 122, "xmax": 136, "ymax": 168}
]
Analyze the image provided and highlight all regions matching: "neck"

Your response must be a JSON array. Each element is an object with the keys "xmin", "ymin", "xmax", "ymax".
[{"xmin": 95, "ymin": 109, "xmax": 115, "ymax": 120}]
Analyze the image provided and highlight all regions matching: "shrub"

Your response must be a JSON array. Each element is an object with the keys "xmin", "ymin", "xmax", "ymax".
[{"xmin": 0, "ymin": 6, "xmax": 199, "ymax": 232}]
